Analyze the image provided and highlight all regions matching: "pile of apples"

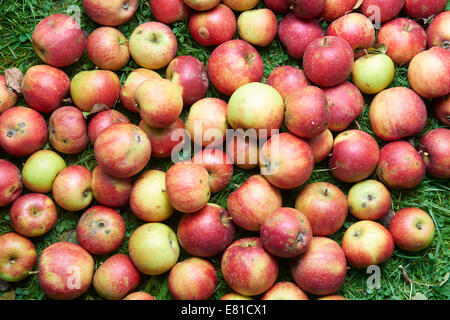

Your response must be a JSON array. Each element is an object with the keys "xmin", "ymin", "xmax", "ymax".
[{"xmin": 0, "ymin": 0, "xmax": 449, "ymax": 301}]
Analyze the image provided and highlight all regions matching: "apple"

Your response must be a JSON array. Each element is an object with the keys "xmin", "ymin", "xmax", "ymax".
[
  {"xmin": 285, "ymin": 86, "xmax": 330, "ymax": 139},
  {"xmin": 222, "ymin": 0, "xmax": 260, "ymax": 11},
  {"xmin": 32, "ymin": 13, "xmax": 86, "ymax": 67},
  {"xmin": 408, "ymin": 47, "xmax": 450, "ymax": 99},
  {"xmin": 417, "ymin": 128, "xmax": 450, "ymax": 179},
  {"xmin": 261, "ymin": 282, "xmax": 309, "ymax": 300},
  {"xmin": 226, "ymin": 134, "xmax": 259, "ymax": 170},
  {"xmin": 123, "ymin": 292, "xmax": 156, "ymax": 300},
  {"xmin": 220, "ymin": 293, "xmax": 253, "ymax": 300},
  {"xmin": 434, "ymin": 95, "xmax": 450, "ymax": 126},
  {"xmin": 188, "ymin": 4, "xmax": 236, "ymax": 47},
  {"xmin": 0, "ymin": 233, "xmax": 37, "ymax": 282},
  {"xmin": 289, "ymin": 0, "xmax": 326, "ymax": 19},
  {"xmin": 177, "ymin": 203, "xmax": 235, "ymax": 257},
  {"xmin": 49, "ymin": 106, "xmax": 88, "ymax": 154},
  {"xmin": 389, "ymin": 208, "xmax": 435, "ymax": 252},
  {"xmin": 185, "ymin": 98, "xmax": 228, "ymax": 148},
  {"xmin": 403, "ymin": 0, "xmax": 447, "ymax": 19},
  {"xmin": 227, "ymin": 175, "xmax": 282, "ymax": 231},
  {"xmin": 264, "ymin": 0, "xmax": 290, "ymax": 13},
  {"xmin": 168, "ymin": 257, "xmax": 218, "ymax": 300},
  {"xmin": 351, "ymin": 54, "xmax": 395, "ymax": 94},
  {"xmin": 427, "ymin": 11, "xmax": 450, "ymax": 47},
  {"xmin": 295, "ymin": 182, "xmax": 348, "ymax": 236},
  {"xmin": 0, "ymin": 160, "xmax": 22, "ymax": 206},
  {"xmin": 260, "ymin": 207, "xmax": 313, "ymax": 258},
  {"xmin": 129, "ymin": 22, "xmax": 177, "ymax": 70},
  {"xmin": 22, "ymin": 150, "xmax": 66, "ymax": 193},
  {"xmin": 86, "ymin": 27, "xmax": 130, "ymax": 71},
  {"xmin": 191, "ymin": 149, "xmax": 233, "ymax": 193},
  {"xmin": 369, "ymin": 87, "xmax": 427, "ymax": 141},
  {"xmin": 291, "ymin": 237, "xmax": 347, "ymax": 295},
  {"xmin": 128, "ymin": 223, "xmax": 180, "ymax": 275},
  {"xmin": 38, "ymin": 242, "xmax": 94, "ymax": 300},
  {"xmin": 166, "ymin": 55, "xmax": 209, "ymax": 106},
  {"xmin": 317, "ymin": 295, "xmax": 346, "ymax": 300},
  {"xmin": 22, "ymin": 65, "xmax": 70, "ymax": 114},
  {"xmin": 259, "ymin": 133, "xmax": 315, "ymax": 189},
  {"xmin": 361, "ymin": 0, "xmax": 405, "ymax": 23},
  {"xmin": 150, "ymin": 0, "xmax": 191, "ymax": 24},
  {"xmin": 342, "ymin": 220, "xmax": 394, "ymax": 268},
  {"xmin": 207, "ymin": 40, "xmax": 264, "ymax": 96},
  {"xmin": 130, "ymin": 170, "xmax": 173, "ymax": 222},
  {"xmin": 227, "ymin": 82, "xmax": 284, "ymax": 136},
  {"xmin": 165, "ymin": 162, "xmax": 211, "ymax": 213},
  {"xmin": 70, "ymin": 70, "xmax": 121, "ymax": 112},
  {"xmin": 92, "ymin": 165, "xmax": 133, "ymax": 208},
  {"xmin": 82, "ymin": 0, "xmax": 138, "ymax": 26},
  {"xmin": 320, "ymin": 0, "xmax": 357, "ymax": 21},
  {"xmin": 88, "ymin": 110, "xmax": 130, "ymax": 144},
  {"xmin": 267, "ymin": 65, "xmax": 310, "ymax": 101},
  {"xmin": 139, "ymin": 118, "xmax": 185, "ymax": 158},
  {"xmin": 120, "ymin": 68, "xmax": 161, "ymax": 113},
  {"xmin": 0, "ymin": 75, "xmax": 18, "ymax": 114},
  {"xmin": 303, "ymin": 36, "xmax": 354, "ymax": 88},
  {"xmin": 94, "ymin": 123, "xmax": 151, "ymax": 178},
  {"xmin": 306, "ymin": 129, "xmax": 333, "ymax": 163},
  {"xmin": 278, "ymin": 13, "xmax": 324, "ymax": 59},
  {"xmin": 183, "ymin": 0, "xmax": 220, "ymax": 10},
  {"xmin": 10, "ymin": 193, "xmax": 57, "ymax": 237},
  {"xmin": 237, "ymin": 8, "xmax": 278, "ymax": 47},
  {"xmin": 135, "ymin": 79, "xmax": 183, "ymax": 128},
  {"xmin": 348, "ymin": 180, "xmax": 392, "ymax": 221},
  {"xmin": 221, "ymin": 237, "xmax": 279, "ymax": 296},
  {"xmin": 329, "ymin": 129, "xmax": 380, "ymax": 183}
]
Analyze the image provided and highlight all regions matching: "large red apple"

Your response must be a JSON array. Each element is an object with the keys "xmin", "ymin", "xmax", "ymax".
[
  {"xmin": 417, "ymin": 128, "xmax": 450, "ymax": 179},
  {"xmin": 92, "ymin": 165, "xmax": 133, "ymax": 208},
  {"xmin": 0, "ymin": 75, "xmax": 18, "ymax": 114},
  {"xmin": 0, "ymin": 233, "xmax": 37, "ymax": 282},
  {"xmin": 264, "ymin": 0, "xmax": 290, "ymax": 13},
  {"xmin": 306, "ymin": 129, "xmax": 333, "ymax": 163},
  {"xmin": 403, "ymin": 0, "xmax": 447, "ymax": 19},
  {"xmin": 320, "ymin": 0, "xmax": 357, "ymax": 21},
  {"xmin": 0, "ymin": 159, "xmax": 22, "ymax": 207},
  {"xmin": 289, "ymin": 0, "xmax": 326, "ymax": 19},
  {"xmin": 120, "ymin": 68, "xmax": 161, "ymax": 113},
  {"xmin": 191, "ymin": 149, "xmax": 233, "ymax": 193},
  {"xmin": 261, "ymin": 282, "xmax": 309, "ymax": 300},
  {"xmin": 149, "ymin": 0, "xmax": 191, "ymax": 24},
  {"xmin": 88, "ymin": 110, "xmax": 130, "ymax": 144},
  {"xmin": 427, "ymin": 11, "xmax": 450, "ymax": 47},
  {"xmin": 361, "ymin": 0, "xmax": 405, "ymax": 23},
  {"xmin": 267, "ymin": 65, "xmax": 310, "ymax": 101},
  {"xmin": 82, "ymin": 0, "xmax": 138, "ymax": 26}
]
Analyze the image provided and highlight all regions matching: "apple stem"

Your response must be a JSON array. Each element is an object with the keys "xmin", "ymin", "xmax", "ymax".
[
  {"xmin": 399, "ymin": 265, "xmax": 413, "ymax": 300},
  {"xmin": 354, "ymin": 120, "xmax": 361, "ymax": 130},
  {"xmin": 28, "ymin": 271, "xmax": 39, "ymax": 275}
]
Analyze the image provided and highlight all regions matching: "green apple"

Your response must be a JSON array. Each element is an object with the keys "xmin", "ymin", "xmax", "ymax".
[{"xmin": 351, "ymin": 53, "xmax": 395, "ymax": 94}]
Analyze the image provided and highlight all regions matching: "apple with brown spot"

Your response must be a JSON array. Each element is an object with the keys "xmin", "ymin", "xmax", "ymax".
[
  {"xmin": 427, "ymin": 11, "xmax": 450, "ymax": 48},
  {"xmin": 417, "ymin": 128, "xmax": 450, "ymax": 179},
  {"xmin": 82, "ymin": 0, "xmax": 138, "ymax": 26},
  {"xmin": 0, "ymin": 75, "xmax": 18, "ymax": 114}
]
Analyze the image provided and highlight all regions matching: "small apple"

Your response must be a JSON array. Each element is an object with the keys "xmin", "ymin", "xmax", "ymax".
[
  {"xmin": 306, "ymin": 129, "xmax": 333, "ymax": 163},
  {"xmin": 417, "ymin": 128, "xmax": 450, "ymax": 179},
  {"xmin": 0, "ymin": 75, "xmax": 18, "ymax": 114},
  {"xmin": 88, "ymin": 110, "xmax": 130, "ymax": 144},
  {"xmin": 361, "ymin": 0, "xmax": 405, "ymax": 23},
  {"xmin": 237, "ymin": 8, "xmax": 278, "ymax": 47},
  {"xmin": 261, "ymin": 282, "xmax": 309, "ymax": 300},
  {"xmin": 92, "ymin": 165, "xmax": 133, "ymax": 208},
  {"xmin": 267, "ymin": 65, "xmax": 310, "ymax": 101},
  {"xmin": 289, "ymin": 0, "xmax": 326, "ymax": 19},
  {"xmin": 433, "ymin": 95, "xmax": 450, "ymax": 126},
  {"xmin": 0, "ymin": 233, "xmax": 37, "ymax": 282},
  {"xmin": 183, "ymin": 0, "xmax": 221, "ymax": 11},
  {"xmin": 348, "ymin": 179, "xmax": 392, "ymax": 221},
  {"xmin": 427, "ymin": 11, "xmax": 450, "ymax": 48},
  {"xmin": 222, "ymin": 0, "xmax": 260, "ymax": 11},
  {"xmin": 321, "ymin": 0, "xmax": 357, "ymax": 21},
  {"xmin": 82, "ymin": 0, "xmax": 138, "ymax": 26},
  {"xmin": 351, "ymin": 54, "xmax": 395, "ymax": 94},
  {"xmin": 220, "ymin": 293, "xmax": 253, "ymax": 300},
  {"xmin": 403, "ymin": 0, "xmax": 447, "ymax": 19},
  {"xmin": 120, "ymin": 68, "xmax": 161, "ymax": 113},
  {"xmin": 191, "ymin": 149, "xmax": 233, "ymax": 193},
  {"xmin": 226, "ymin": 134, "xmax": 259, "ymax": 170},
  {"xmin": 149, "ymin": 0, "xmax": 191, "ymax": 24},
  {"xmin": 0, "ymin": 160, "xmax": 22, "ymax": 207},
  {"xmin": 123, "ymin": 292, "xmax": 156, "ymax": 300}
]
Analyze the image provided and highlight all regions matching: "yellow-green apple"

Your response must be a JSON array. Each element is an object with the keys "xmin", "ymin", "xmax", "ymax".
[
  {"xmin": 220, "ymin": 293, "xmax": 253, "ymax": 300},
  {"xmin": 38, "ymin": 242, "xmax": 94, "ymax": 300},
  {"xmin": 94, "ymin": 123, "xmax": 151, "ymax": 178},
  {"xmin": 183, "ymin": 0, "xmax": 221, "ymax": 10},
  {"xmin": 22, "ymin": 65, "xmax": 70, "ymax": 113},
  {"xmin": 434, "ymin": 95, "xmax": 450, "ymax": 126},
  {"xmin": 377, "ymin": 141, "xmax": 426, "ymax": 189},
  {"xmin": 139, "ymin": 118, "xmax": 185, "ymax": 158},
  {"xmin": 289, "ymin": 0, "xmax": 326, "ymax": 19},
  {"xmin": 389, "ymin": 208, "xmax": 435, "ymax": 252},
  {"xmin": 130, "ymin": 170, "xmax": 173, "ymax": 222},
  {"xmin": 77, "ymin": 206, "xmax": 126, "ymax": 255},
  {"xmin": 261, "ymin": 282, "xmax": 309, "ymax": 300},
  {"xmin": 223, "ymin": 0, "xmax": 260, "ymax": 11},
  {"xmin": 417, "ymin": 128, "xmax": 450, "ymax": 179},
  {"xmin": 267, "ymin": 66, "xmax": 310, "ymax": 101},
  {"xmin": 0, "ymin": 160, "xmax": 22, "ymax": 206},
  {"xmin": 317, "ymin": 294, "xmax": 346, "ymax": 300},
  {"xmin": 291, "ymin": 237, "xmax": 346, "ymax": 295},
  {"xmin": 32, "ymin": 13, "xmax": 86, "ymax": 67},
  {"xmin": 185, "ymin": 98, "xmax": 228, "ymax": 147},
  {"xmin": 82, "ymin": 0, "xmax": 138, "ymax": 26},
  {"xmin": 403, "ymin": 0, "xmax": 447, "ymax": 19},
  {"xmin": 306, "ymin": 129, "xmax": 333, "ymax": 163},
  {"xmin": 70, "ymin": 70, "xmax": 121, "ymax": 112},
  {"xmin": 177, "ymin": 203, "xmax": 235, "ymax": 257},
  {"xmin": 237, "ymin": 8, "xmax": 278, "ymax": 47},
  {"xmin": 408, "ymin": 47, "xmax": 450, "ymax": 98},
  {"xmin": 320, "ymin": 0, "xmax": 357, "ymax": 21},
  {"xmin": 207, "ymin": 40, "xmax": 264, "ymax": 95},
  {"xmin": 227, "ymin": 175, "xmax": 282, "ymax": 231},
  {"xmin": 165, "ymin": 162, "xmax": 211, "ymax": 213},
  {"xmin": 49, "ymin": 106, "xmax": 88, "ymax": 154},
  {"xmin": 52, "ymin": 165, "xmax": 93, "ymax": 212},
  {"xmin": 129, "ymin": 22, "xmax": 177, "ymax": 69},
  {"xmin": 427, "ymin": 11, "xmax": 450, "ymax": 47},
  {"xmin": 260, "ymin": 207, "xmax": 312, "ymax": 258},
  {"xmin": 369, "ymin": 87, "xmax": 427, "ymax": 141},
  {"xmin": 10, "ymin": 194, "xmax": 57, "ymax": 237},
  {"xmin": 123, "ymin": 292, "xmax": 156, "ymax": 300},
  {"xmin": 323, "ymin": 81, "xmax": 364, "ymax": 132},
  {"xmin": 278, "ymin": 13, "xmax": 324, "ymax": 59},
  {"xmin": 135, "ymin": 79, "xmax": 183, "ymax": 128},
  {"xmin": 226, "ymin": 134, "xmax": 259, "ymax": 170},
  {"xmin": 188, "ymin": 4, "xmax": 236, "ymax": 46},
  {"xmin": 361, "ymin": 0, "xmax": 405, "ymax": 23},
  {"xmin": 260, "ymin": 133, "xmax": 315, "ymax": 189},
  {"xmin": 120, "ymin": 68, "xmax": 161, "ymax": 113},
  {"xmin": 348, "ymin": 179, "xmax": 392, "ymax": 220},
  {"xmin": 329, "ymin": 130, "xmax": 379, "ymax": 183},
  {"xmin": 0, "ymin": 233, "xmax": 37, "ymax": 282},
  {"xmin": 166, "ymin": 56, "xmax": 209, "ymax": 106},
  {"xmin": 303, "ymin": 36, "xmax": 354, "ymax": 87},
  {"xmin": 92, "ymin": 165, "xmax": 133, "ymax": 208},
  {"xmin": 264, "ymin": 0, "xmax": 290, "ymax": 13},
  {"xmin": 22, "ymin": 150, "xmax": 66, "ymax": 193},
  {"xmin": 295, "ymin": 182, "xmax": 348, "ymax": 236},
  {"xmin": 285, "ymin": 86, "xmax": 330, "ymax": 139},
  {"xmin": 88, "ymin": 110, "xmax": 130, "ymax": 144},
  {"xmin": 168, "ymin": 257, "xmax": 217, "ymax": 300},
  {"xmin": 0, "ymin": 106, "xmax": 47, "ymax": 157},
  {"xmin": 0, "ymin": 75, "xmax": 18, "ymax": 114},
  {"xmin": 150, "ymin": 0, "xmax": 191, "ymax": 24},
  {"xmin": 227, "ymin": 82, "xmax": 284, "ymax": 136},
  {"xmin": 191, "ymin": 149, "xmax": 233, "ymax": 193},
  {"xmin": 351, "ymin": 54, "xmax": 395, "ymax": 94},
  {"xmin": 128, "ymin": 223, "xmax": 180, "ymax": 275},
  {"xmin": 342, "ymin": 220, "xmax": 394, "ymax": 268},
  {"xmin": 86, "ymin": 27, "xmax": 130, "ymax": 71},
  {"xmin": 222, "ymin": 237, "xmax": 278, "ymax": 296}
]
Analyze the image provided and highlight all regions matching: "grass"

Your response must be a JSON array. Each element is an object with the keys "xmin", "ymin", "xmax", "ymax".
[{"xmin": 0, "ymin": 0, "xmax": 449, "ymax": 301}]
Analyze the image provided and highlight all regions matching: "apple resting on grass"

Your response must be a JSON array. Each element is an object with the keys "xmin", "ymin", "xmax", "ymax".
[
  {"xmin": 320, "ymin": 0, "xmax": 357, "ymax": 21},
  {"xmin": 226, "ymin": 134, "xmax": 260, "ymax": 170},
  {"xmin": 88, "ymin": 110, "xmax": 130, "ymax": 144},
  {"xmin": 267, "ymin": 65, "xmax": 310, "ymax": 101},
  {"xmin": 191, "ymin": 149, "xmax": 233, "ymax": 193},
  {"xmin": 0, "ymin": 160, "xmax": 22, "ymax": 206},
  {"xmin": 149, "ymin": 0, "xmax": 191, "ymax": 25},
  {"xmin": 0, "ymin": 233, "xmax": 37, "ymax": 282},
  {"xmin": 361, "ymin": 0, "xmax": 405, "ymax": 23},
  {"xmin": 306, "ymin": 129, "xmax": 333, "ymax": 163},
  {"xmin": 237, "ymin": 8, "xmax": 278, "ymax": 47},
  {"xmin": 92, "ymin": 165, "xmax": 133, "ymax": 208},
  {"xmin": 139, "ymin": 118, "xmax": 185, "ymax": 158},
  {"xmin": 288, "ymin": 0, "xmax": 326, "ymax": 19},
  {"xmin": 417, "ymin": 128, "xmax": 450, "ymax": 179},
  {"xmin": 82, "ymin": 0, "xmax": 138, "ymax": 26},
  {"xmin": 351, "ymin": 54, "xmax": 395, "ymax": 94},
  {"xmin": 183, "ymin": 0, "xmax": 221, "ymax": 11},
  {"xmin": 347, "ymin": 180, "xmax": 392, "ymax": 221},
  {"xmin": 261, "ymin": 282, "xmax": 309, "ymax": 300},
  {"xmin": 223, "ymin": 0, "xmax": 260, "ymax": 11},
  {"xmin": 0, "ymin": 75, "xmax": 18, "ymax": 114},
  {"xmin": 120, "ymin": 68, "xmax": 161, "ymax": 113},
  {"xmin": 433, "ymin": 96, "xmax": 450, "ymax": 126},
  {"xmin": 427, "ymin": 11, "xmax": 450, "ymax": 48}
]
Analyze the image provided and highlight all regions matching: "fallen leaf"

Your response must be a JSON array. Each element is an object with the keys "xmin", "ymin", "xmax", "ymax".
[
  {"xmin": 378, "ymin": 210, "xmax": 396, "ymax": 228},
  {"xmin": 365, "ymin": 43, "xmax": 388, "ymax": 55},
  {"xmin": 5, "ymin": 68, "xmax": 24, "ymax": 94},
  {"xmin": 58, "ymin": 229, "xmax": 78, "ymax": 244},
  {"xmin": 0, "ymin": 290, "xmax": 16, "ymax": 300},
  {"xmin": 411, "ymin": 292, "xmax": 428, "ymax": 300},
  {"xmin": 83, "ymin": 103, "xmax": 109, "ymax": 118},
  {"xmin": 0, "ymin": 281, "xmax": 9, "ymax": 292},
  {"xmin": 353, "ymin": 0, "xmax": 364, "ymax": 10}
]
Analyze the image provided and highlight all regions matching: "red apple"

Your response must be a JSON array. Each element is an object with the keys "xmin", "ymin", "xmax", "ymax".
[
  {"xmin": 434, "ymin": 95, "xmax": 450, "ymax": 126},
  {"xmin": 0, "ymin": 75, "xmax": 18, "ymax": 114},
  {"xmin": 264, "ymin": 0, "xmax": 290, "ymax": 13},
  {"xmin": 0, "ymin": 160, "xmax": 22, "ymax": 207},
  {"xmin": 226, "ymin": 134, "xmax": 259, "ymax": 170},
  {"xmin": 149, "ymin": 0, "xmax": 191, "ymax": 24},
  {"xmin": 92, "ymin": 165, "xmax": 133, "ymax": 208},
  {"xmin": 0, "ymin": 233, "xmax": 37, "ymax": 282},
  {"xmin": 223, "ymin": 0, "xmax": 260, "ymax": 11},
  {"xmin": 267, "ymin": 65, "xmax": 310, "ymax": 101},
  {"xmin": 139, "ymin": 118, "xmax": 185, "ymax": 158},
  {"xmin": 427, "ymin": 11, "xmax": 450, "ymax": 47},
  {"xmin": 191, "ymin": 149, "xmax": 233, "ymax": 193},
  {"xmin": 120, "ymin": 68, "xmax": 161, "ymax": 113},
  {"xmin": 306, "ymin": 129, "xmax": 333, "ymax": 163},
  {"xmin": 123, "ymin": 292, "xmax": 156, "ymax": 300},
  {"xmin": 261, "ymin": 282, "xmax": 309, "ymax": 300},
  {"xmin": 361, "ymin": 0, "xmax": 405, "ymax": 23},
  {"xmin": 417, "ymin": 128, "xmax": 450, "ymax": 179},
  {"xmin": 82, "ymin": 0, "xmax": 138, "ymax": 26},
  {"xmin": 289, "ymin": 0, "xmax": 326, "ymax": 19},
  {"xmin": 237, "ymin": 8, "xmax": 278, "ymax": 47},
  {"xmin": 403, "ymin": 0, "xmax": 447, "ymax": 19},
  {"xmin": 88, "ymin": 110, "xmax": 130, "ymax": 144},
  {"xmin": 321, "ymin": 0, "xmax": 357, "ymax": 21},
  {"xmin": 183, "ymin": 0, "xmax": 220, "ymax": 10}
]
